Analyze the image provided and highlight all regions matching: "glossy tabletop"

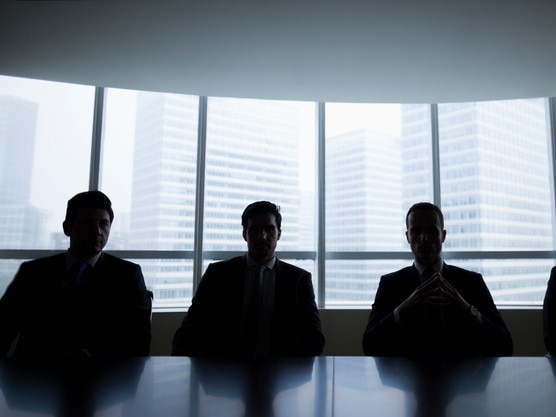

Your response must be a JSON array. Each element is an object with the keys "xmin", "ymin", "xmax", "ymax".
[{"xmin": 0, "ymin": 355, "xmax": 555, "ymax": 417}]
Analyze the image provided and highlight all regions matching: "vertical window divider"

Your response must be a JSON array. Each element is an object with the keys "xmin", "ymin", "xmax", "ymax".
[
  {"xmin": 547, "ymin": 97, "xmax": 556, "ymax": 247},
  {"xmin": 317, "ymin": 102, "xmax": 326, "ymax": 308},
  {"xmin": 89, "ymin": 86, "xmax": 105, "ymax": 190},
  {"xmin": 430, "ymin": 103, "xmax": 441, "ymax": 206},
  {"xmin": 193, "ymin": 96, "xmax": 208, "ymax": 292}
]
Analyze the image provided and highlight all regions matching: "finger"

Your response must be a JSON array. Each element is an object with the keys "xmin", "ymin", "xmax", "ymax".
[
  {"xmin": 435, "ymin": 288, "xmax": 470, "ymax": 309},
  {"xmin": 436, "ymin": 277, "xmax": 460, "ymax": 295},
  {"xmin": 436, "ymin": 287, "xmax": 461, "ymax": 304},
  {"xmin": 419, "ymin": 276, "xmax": 441, "ymax": 291}
]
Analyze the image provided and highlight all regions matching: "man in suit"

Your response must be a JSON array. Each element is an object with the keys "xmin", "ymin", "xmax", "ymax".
[
  {"xmin": 172, "ymin": 201, "xmax": 324, "ymax": 356},
  {"xmin": 0, "ymin": 191, "xmax": 152, "ymax": 359},
  {"xmin": 362, "ymin": 202, "xmax": 512, "ymax": 357},
  {"xmin": 542, "ymin": 268, "xmax": 556, "ymax": 355}
]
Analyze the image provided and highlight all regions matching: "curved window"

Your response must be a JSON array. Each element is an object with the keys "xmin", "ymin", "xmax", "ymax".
[{"xmin": 0, "ymin": 75, "xmax": 553, "ymax": 308}]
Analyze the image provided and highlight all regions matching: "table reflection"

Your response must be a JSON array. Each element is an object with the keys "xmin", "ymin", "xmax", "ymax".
[
  {"xmin": 375, "ymin": 357, "xmax": 497, "ymax": 417},
  {"xmin": 0, "ymin": 357, "xmax": 146, "ymax": 417},
  {"xmin": 190, "ymin": 356, "xmax": 328, "ymax": 417},
  {"xmin": 1, "ymin": 356, "xmax": 555, "ymax": 417}
]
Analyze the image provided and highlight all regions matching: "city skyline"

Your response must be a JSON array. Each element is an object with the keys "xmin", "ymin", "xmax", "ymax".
[{"xmin": 0, "ymin": 77, "xmax": 554, "ymax": 306}]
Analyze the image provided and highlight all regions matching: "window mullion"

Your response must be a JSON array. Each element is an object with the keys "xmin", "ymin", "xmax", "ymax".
[
  {"xmin": 193, "ymin": 96, "xmax": 208, "ymax": 292},
  {"xmin": 547, "ymin": 97, "xmax": 556, "ymax": 247},
  {"xmin": 317, "ymin": 102, "xmax": 325, "ymax": 308},
  {"xmin": 89, "ymin": 86, "xmax": 105, "ymax": 190},
  {"xmin": 430, "ymin": 103, "xmax": 441, "ymax": 207}
]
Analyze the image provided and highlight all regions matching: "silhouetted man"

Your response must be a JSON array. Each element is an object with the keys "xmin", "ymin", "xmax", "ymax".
[
  {"xmin": 172, "ymin": 201, "xmax": 324, "ymax": 356},
  {"xmin": 0, "ymin": 190, "xmax": 152, "ymax": 358},
  {"xmin": 363, "ymin": 202, "xmax": 512, "ymax": 357}
]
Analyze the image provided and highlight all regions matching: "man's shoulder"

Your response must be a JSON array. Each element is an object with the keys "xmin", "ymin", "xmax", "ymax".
[
  {"xmin": 207, "ymin": 256, "xmax": 245, "ymax": 270},
  {"xmin": 99, "ymin": 252, "xmax": 139, "ymax": 267},
  {"xmin": 95, "ymin": 253, "xmax": 142, "ymax": 278},
  {"xmin": 195, "ymin": 257, "xmax": 245, "ymax": 293},
  {"xmin": 20, "ymin": 252, "xmax": 65, "ymax": 269},
  {"xmin": 276, "ymin": 259, "xmax": 302, "ymax": 270},
  {"xmin": 9, "ymin": 254, "xmax": 66, "ymax": 288},
  {"xmin": 444, "ymin": 264, "xmax": 482, "ymax": 279},
  {"xmin": 276, "ymin": 259, "xmax": 310, "ymax": 276},
  {"xmin": 381, "ymin": 266, "xmax": 414, "ymax": 280},
  {"xmin": 201, "ymin": 256, "xmax": 246, "ymax": 281}
]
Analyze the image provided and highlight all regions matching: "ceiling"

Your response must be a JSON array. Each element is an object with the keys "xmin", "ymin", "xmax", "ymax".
[{"xmin": 1, "ymin": 1, "xmax": 555, "ymax": 103}]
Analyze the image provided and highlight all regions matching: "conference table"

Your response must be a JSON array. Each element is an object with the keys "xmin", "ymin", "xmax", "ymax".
[{"xmin": 0, "ymin": 355, "xmax": 555, "ymax": 417}]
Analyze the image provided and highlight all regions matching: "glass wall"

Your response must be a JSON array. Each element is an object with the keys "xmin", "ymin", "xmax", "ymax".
[
  {"xmin": 204, "ymin": 97, "xmax": 316, "ymax": 254},
  {"xmin": 324, "ymin": 103, "xmax": 432, "ymax": 305},
  {"xmin": 0, "ymin": 75, "xmax": 554, "ymax": 308},
  {"xmin": 102, "ymin": 89, "xmax": 199, "ymax": 306},
  {"xmin": 0, "ymin": 77, "xmax": 94, "ymax": 291},
  {"xmin": 437, "ymin": 99, "xmax": 553, "ymax": 303}
]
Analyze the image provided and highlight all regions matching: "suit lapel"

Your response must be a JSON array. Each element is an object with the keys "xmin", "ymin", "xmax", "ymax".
[{"xmin": 409, "ymin": 265, "xmax": 422, "ymax": 287}]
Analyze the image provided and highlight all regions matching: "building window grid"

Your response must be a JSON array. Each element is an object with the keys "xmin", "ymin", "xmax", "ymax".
[
  {"xmin": 1, "ymin": 87, "xmax": 555, "ymax": 308},
  {"xmin": 163, "ymin": 97, "xmax": 554, "ymax": 308}
]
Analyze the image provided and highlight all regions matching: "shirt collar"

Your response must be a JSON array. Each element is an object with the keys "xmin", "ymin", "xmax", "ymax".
[
  {"xmin": 246, "ymin": 253, "xmax": 276, "ymax": 270},
  {"xmin": 66, "ymin": 250, "xmax": 102, "ymax": 271},
  {"xmin": 414, "ymin": 258, "xmax": 444, "ymax": 276}
]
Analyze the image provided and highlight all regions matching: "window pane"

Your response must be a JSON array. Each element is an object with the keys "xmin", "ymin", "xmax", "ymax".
[
  {"xmin": 438, "ymin": 99, "xmax": 553, "ymax": 304},
  {"xmin": 400, "ymin": 104, "xmax": 434, "ymax": 204},
  {"xmin": 447, "ymin": 258, "xmax": 552, "ymax": 305},
  {"xmin": 0, "ymin": 75, "xmax": 94, "ymax": 251},
  {"xmin": 0, "ymin": 260, "xmax": 27, "ymax": 296},
  {"xmin": 326, "ymin": 259, "xmax": 408, "ymax": 306},
  {"xmin": 325, "ymin": 103, "xmax": 431, "ymax": 305},
  {"xmin": 325, "ymin": 103, "xmax": 407, "ymax": 251},
  {"xmin": 204, "ymin": 97, "xmax": 316, "ymax": 254},
  {"xmin": 102, "ymin": 89, "xmax": 199, "ymax": 306},
  {"xmin": 138, "ymin": 259, "xmax": 193, "ymax": 308},
  {"xmin": 101, "ymin": 88, "xmax": 138, "ymax": 250},
  {"xmin": 132, "ymin": 91, "xmax": 198, "ymax": 251},
  {"xmin": 439, "ymin": 99, "xmax": 552, "ymax": 250}
]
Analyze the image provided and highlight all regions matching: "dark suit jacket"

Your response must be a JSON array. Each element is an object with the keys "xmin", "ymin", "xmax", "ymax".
[
  {"xmin": 172, "ymin": 256, "xmax": 324, "ymax": 356},
  {"xmin": 0, "ymin": 252, "xmax": 152, "ymax": 358},
  {"xmin": 543, "ymin": 266, "xmax": 556, "ymax": 355},
  {"xmin": 362, "ymin": 264, "xmax": 513, "ymax": 358}
]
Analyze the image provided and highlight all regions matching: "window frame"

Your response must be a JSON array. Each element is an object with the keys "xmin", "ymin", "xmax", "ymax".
[{"xmin": 1, "ymin": 83, "xmax": 555, "ymax": 309}]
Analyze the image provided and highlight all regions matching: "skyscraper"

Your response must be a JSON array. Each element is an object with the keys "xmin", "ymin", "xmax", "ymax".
[
  {"xmin": 325, "ymin": 127, "xmax": 403, "ymax": 303},
  {"xmin": 129, "ymin": 92, "xmax": 198, "ymax": 306},
  {"xmin": 0, "ymin": 96, "xmax": 38, "ymax": 205},
  {"xmin": 324, "ymin": 99, "xmax": 551, "ymax": 304},
  {"xmin": 401, "ymin": 99, "xmax": 552, "ymax": 302},
  {"xmin": 130, "ymin": 93, "xmax": 551, "ymax": 306},
  {"xmin": 0, "ymin": 96, "xmax": 45, "ymax": 289},
  {"xmin": 130, "ymin": 93, "xmax": 306, "ymax": 305}
]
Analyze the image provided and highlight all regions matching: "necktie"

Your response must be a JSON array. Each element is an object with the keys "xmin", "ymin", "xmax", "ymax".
[
  {"xmin": 62, "ymin": 262, "xmax": 90, "ymax": 300},
  {"xmin": 74, "ymin": 262, "xmax": 89, "ymax": 287},
  {"xmin": 257, "ymin": 265, "xmax": 265, "ymax": 296},
  {"xmin": 254, "ymin": 265, "xmax": 271, "ymax": 356},
  {"xmin": 421, "ymin": 267, "xmax": 445, "ymax": 353},
  {"xmin": 252, "ymin": 265, "xmax": 266, "ymax": 320},
  {"xmin": 240, "ymin": 265, "xmax": 266, "ymax": 354}
]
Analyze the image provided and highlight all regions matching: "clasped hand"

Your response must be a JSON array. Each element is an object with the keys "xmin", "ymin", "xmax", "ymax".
[{"xmin": 398, "ymin": 272, "xmax": 470, "ymax": 317}]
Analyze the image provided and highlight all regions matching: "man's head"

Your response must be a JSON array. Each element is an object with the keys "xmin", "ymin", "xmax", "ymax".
[
  {"xmin": 62, "ymin": 191, "xmax": 113, "ymax": 260},
  {"xmin": 241, "ymin": 201, "xmax": 282, "ymax": 264},
  {"xmin": 405, "ymin": 202, "xmax": 446, "ymax": 267}
]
